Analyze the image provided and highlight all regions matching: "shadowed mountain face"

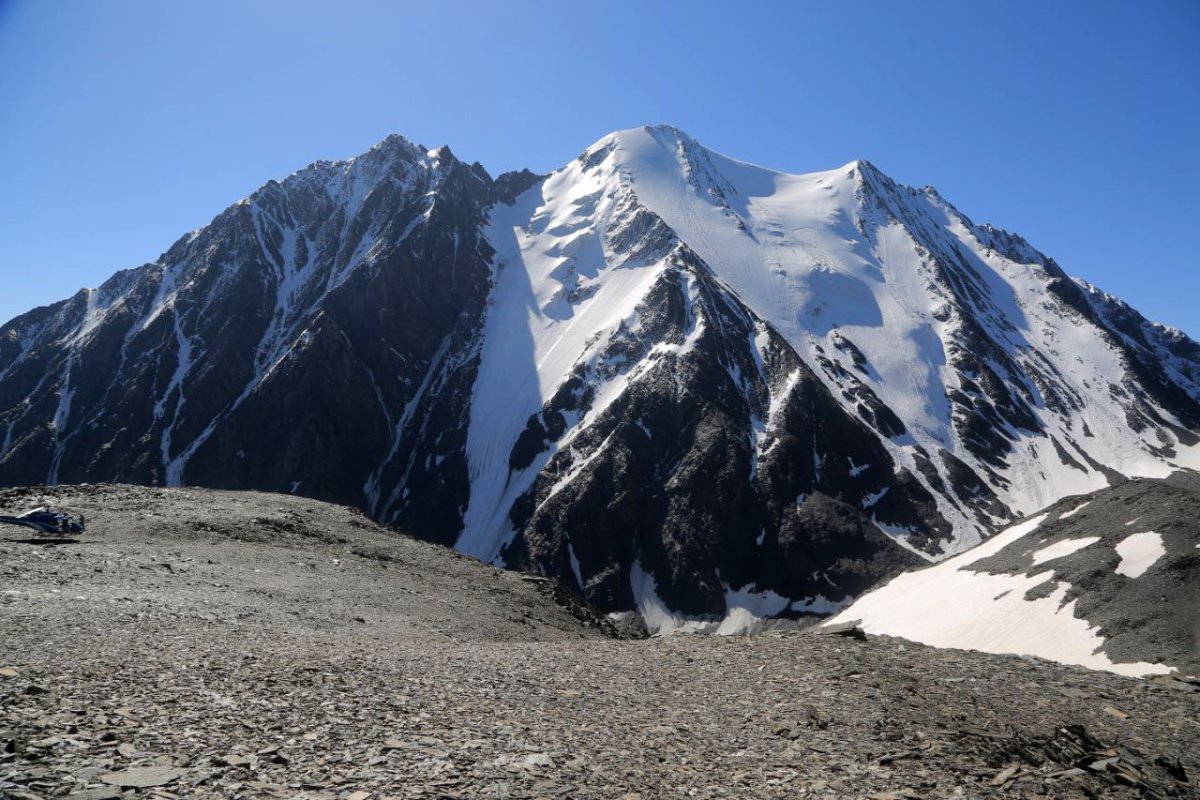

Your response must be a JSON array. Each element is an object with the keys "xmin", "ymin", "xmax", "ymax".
[{"xmin": 1, "ymin": 126, "xmax": 1198, "ymax": 627}]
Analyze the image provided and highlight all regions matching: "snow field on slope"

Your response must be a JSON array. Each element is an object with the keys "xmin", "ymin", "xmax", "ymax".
[
  {"xmin": 458, "ymin": 151, "xmax": 673, "ymax": 562},
  {"xmin": 601, "ymin": 126, "xmax": 1200, "ymax": 548},
  {"xmin": 596, "ymin": 127, "xmax": 985, "ymax": 547},
  {"xmin": 1030, "ymin": 536, "xmax": 1100, "ymax": 565},
  {"xmin": 824, "ymin": 514, "xmax": 1172, "ymax": 677},
  {"xmin": 629, "ymin": 558, "xmax": 852, "ymax": 637},
  {"xmin": 938, "ymin": 205, "xmax": 1200, "ymax": 511},
  {"xmin": 609, "ymin": 128, "xmax": 956, "ymax": 447}
]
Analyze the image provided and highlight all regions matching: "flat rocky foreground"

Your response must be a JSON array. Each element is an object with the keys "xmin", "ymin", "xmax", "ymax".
[{"xmin": 2, "ymin": 485, "xmax": 1198, "ymax": 799}]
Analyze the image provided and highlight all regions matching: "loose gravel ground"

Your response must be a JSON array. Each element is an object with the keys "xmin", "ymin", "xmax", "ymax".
[{"xmin": 2, "ymin": 485, "xmax": 1197, "ymax": 799}]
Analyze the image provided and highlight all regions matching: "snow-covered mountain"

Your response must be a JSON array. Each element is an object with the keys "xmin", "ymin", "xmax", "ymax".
[
  {"xmin": 824, "ymin": 476, "xmax": 1200, "ymax": 677},
  {"xmin": 2, "ymin": 126, "xmax": 1198, "ymax": 628}
]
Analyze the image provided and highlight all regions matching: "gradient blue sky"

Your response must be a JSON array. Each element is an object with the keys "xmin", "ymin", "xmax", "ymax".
[{"xmin": 1, "ymin": 0, "xmax": 1197, "ymax": 335}]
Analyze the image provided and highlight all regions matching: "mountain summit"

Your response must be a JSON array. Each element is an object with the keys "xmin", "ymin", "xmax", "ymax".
[{"xmin": 2, "ymin": 126, "xmax": 1198, "ymax": 629}]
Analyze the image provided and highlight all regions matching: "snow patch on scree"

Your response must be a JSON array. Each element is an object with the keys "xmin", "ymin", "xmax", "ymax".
[
  {"xmin": 1031, "ymin": 536, "xmax": 1100, "ymax": 566},
  {"xmin": 715, "ymin": 584, "xmax": 792, "ymax": 635},
  {"xmin": 824, "ymin": 514, "xmax": 1172, "ymax": 677},
  {"xmin": 1114, "ymin": 531, "xmax": 1165, "ymax": 579},
  {"xmin": 1059, "ymin": 501, "xmax": 1089, "ymax": 520},
  {"xmin": 630, "ymin": 560, "xmax": 712, "ymax": 635},
  {"xmin": 630, "ymin": 562, "xmax": 828, "ymax": 636}
]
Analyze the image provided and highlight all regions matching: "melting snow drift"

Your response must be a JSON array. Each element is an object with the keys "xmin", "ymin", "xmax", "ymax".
[
  {"xmin": 1114, "ymin": 532, "xmax": 1165, "ymax": 579},
  {"xmin": 824, "ymin": 514, "xmax": 1174, "ymax": 677}
]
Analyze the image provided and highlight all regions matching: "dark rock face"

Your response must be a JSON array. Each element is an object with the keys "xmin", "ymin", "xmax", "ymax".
[
  {"xmin": 0, "ymin": 138, "xmax": 496, "ymax": 547},
  {"xmin": 1, "ymin": 127, "xmax": 1198, "ymax": 626}
]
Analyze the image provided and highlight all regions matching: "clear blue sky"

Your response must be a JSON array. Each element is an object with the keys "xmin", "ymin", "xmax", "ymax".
[{"xmin": 1, "ymin": 0, "xmax": 1197, "ymax": 336}]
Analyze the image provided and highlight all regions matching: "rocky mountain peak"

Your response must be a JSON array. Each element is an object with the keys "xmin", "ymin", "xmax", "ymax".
[
  {"xmin": 368, "ymin": 131, "xmax": 425, "ymax": 160},
  {"xmin": 426, "ymin": 144, "xmax": 455, "ymax": 163},
  {"xmin": 1, "ymin": 127, "xmax": 1197, "ymax": 632}
]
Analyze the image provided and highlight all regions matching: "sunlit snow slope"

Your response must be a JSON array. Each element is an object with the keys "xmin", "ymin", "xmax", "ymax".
[
  {"xmin": 825, "ymin": 477, "xmax": 1200, "ymax": 676},
  {"xmin": 606, "ymin": 127, "xmax": 1200, "ymax": 523}
]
